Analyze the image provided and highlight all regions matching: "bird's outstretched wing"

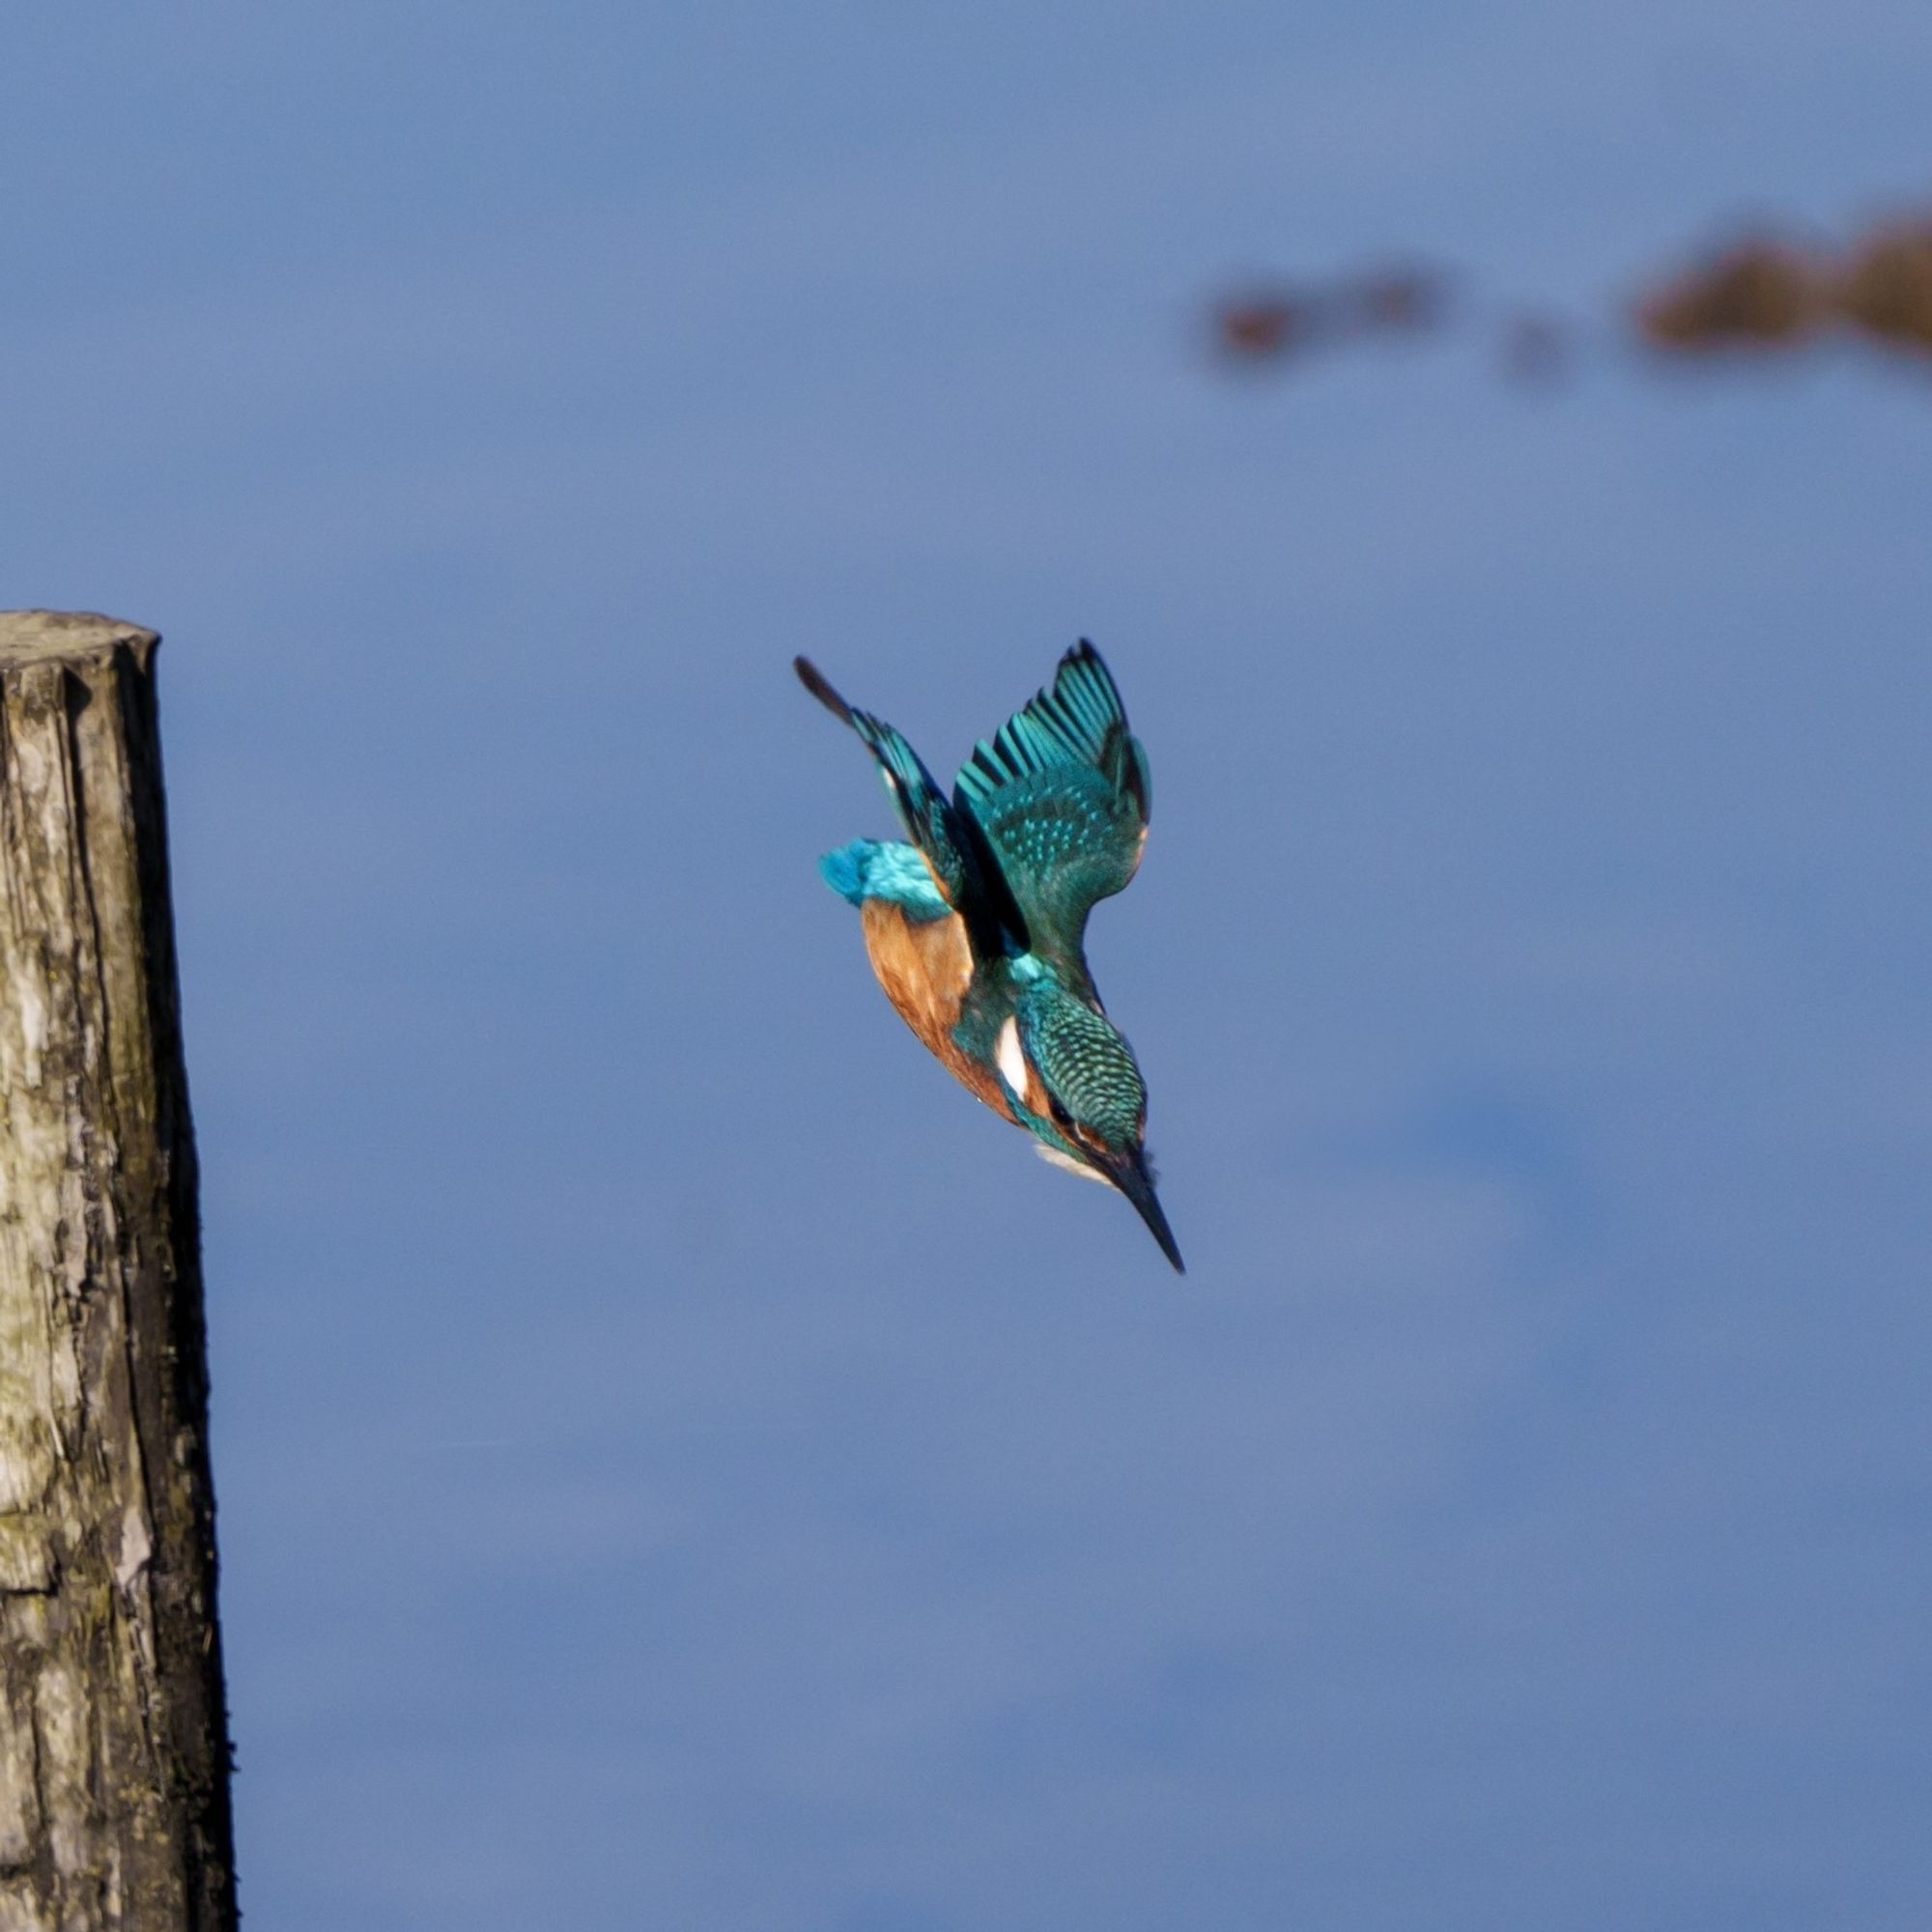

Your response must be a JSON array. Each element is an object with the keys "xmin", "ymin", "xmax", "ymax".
[
  {"xmin": 794, "ymin": 656, "xmax": 1011, "ymax": 952},
  {"xmin": 953, "ymin": 641, "xmax": 1151, "ymax": 983}
]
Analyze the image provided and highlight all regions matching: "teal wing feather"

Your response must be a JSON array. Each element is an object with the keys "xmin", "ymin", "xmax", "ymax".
[
  {"xmin": 953, "ymin": 641, "xmax": 1151, "ymax": 979},
  {"xmin": 795, "ymin": 656, "xmax": 986, "ymax": 921}
]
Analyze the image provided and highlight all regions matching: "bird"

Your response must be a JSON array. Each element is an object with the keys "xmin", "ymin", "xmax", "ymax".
[{"xmin": 794, "ymin": 640, "xmax": 1182, "ymax": 1272}]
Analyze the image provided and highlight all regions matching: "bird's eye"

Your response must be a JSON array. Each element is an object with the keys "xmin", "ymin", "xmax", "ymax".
[{"xmin": 1047, "ymin": 1095, "xmax": 1074, "ymax": 1130}]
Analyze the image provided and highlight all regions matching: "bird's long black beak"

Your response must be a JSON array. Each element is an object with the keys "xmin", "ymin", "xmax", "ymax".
[{"xmin": 1106, "ymin": 1144, "xmax": 1184, "ymax": 1273}]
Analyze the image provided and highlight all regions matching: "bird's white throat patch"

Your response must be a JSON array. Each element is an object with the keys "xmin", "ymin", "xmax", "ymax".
[
  {"xmin": 1034, "ymin": 1140, "xmax": 1110, "ymax": 1184},
  {"xmin": 995, "ymin": 1016, "xmax": 1028, "ymax": 1097}
]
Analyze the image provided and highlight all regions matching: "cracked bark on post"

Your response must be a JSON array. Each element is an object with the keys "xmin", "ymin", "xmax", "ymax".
[{"xmin": 0, "ymin": 613, "xmax": 235, "ymax": 1931}]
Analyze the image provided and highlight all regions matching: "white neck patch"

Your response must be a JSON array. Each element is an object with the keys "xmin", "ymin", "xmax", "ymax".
[{"xmin": 995, "ymin": 1016, "xmax": 1028, "ymax": 1098}]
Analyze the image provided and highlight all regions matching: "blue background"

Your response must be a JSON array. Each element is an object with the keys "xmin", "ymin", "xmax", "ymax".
[{"xmin": 6, "ymin": 5, "xmax": 1929, "ymax": 1925}]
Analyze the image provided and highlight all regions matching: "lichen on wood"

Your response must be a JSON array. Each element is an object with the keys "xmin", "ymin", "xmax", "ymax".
[{"xmin": 0, "ymin": 612, "xmax": 235, "ymax": 1931}]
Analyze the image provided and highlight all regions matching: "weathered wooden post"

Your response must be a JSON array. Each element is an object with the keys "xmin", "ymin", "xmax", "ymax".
[{"xmin": 0, "ymin": 613, "xmax": 236, "ymax": 1929}]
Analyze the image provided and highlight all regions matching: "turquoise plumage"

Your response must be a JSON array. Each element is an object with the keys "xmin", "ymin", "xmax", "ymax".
[{"xmin": 796, "ymin": 641, "xmax": 1181, "ymax": 1271}]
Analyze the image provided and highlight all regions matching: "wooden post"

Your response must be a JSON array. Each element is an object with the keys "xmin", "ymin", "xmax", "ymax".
[{"xmin": 0, "ymin": 613, "xmax": 236, "ymax": 1930}]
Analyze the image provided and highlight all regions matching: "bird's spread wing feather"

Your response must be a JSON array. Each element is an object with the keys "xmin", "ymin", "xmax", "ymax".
[
  {"xmin": 952, "ymin": 641, "xmax": 1151, "ymax": 977},
  {"xmin": 794, "ymin": 656, "xmax": 989, "ymax": 922}
]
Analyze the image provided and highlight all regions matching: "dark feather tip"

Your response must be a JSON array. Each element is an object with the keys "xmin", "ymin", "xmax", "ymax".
[{"xmin": 794, "ymin": 656, "xmax": 853, "ymax": 723}]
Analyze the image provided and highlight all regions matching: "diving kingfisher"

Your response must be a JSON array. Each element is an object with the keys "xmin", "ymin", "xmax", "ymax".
[{"xmin": 795, "ymin": 640, "xmax": 1182, "ymax": 1272}]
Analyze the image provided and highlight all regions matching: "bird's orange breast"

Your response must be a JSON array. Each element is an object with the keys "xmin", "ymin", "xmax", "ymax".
[{"xmin": 859, "ymin": 899, "xmax": 1013, "ymax": 1121}]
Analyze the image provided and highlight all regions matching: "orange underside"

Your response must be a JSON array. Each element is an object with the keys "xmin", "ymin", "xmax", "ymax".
[{"xmin": 859, "ymin": 898, "xmax": 1013, "ymax": 1122}]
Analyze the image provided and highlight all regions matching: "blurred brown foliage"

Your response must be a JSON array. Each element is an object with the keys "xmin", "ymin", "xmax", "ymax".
[
  {"xmin": 1214, "ymin": 266, "xmax": 1451, "ymax": 368},
  {"xmin": 1636, "ymin": 242, "xmax": 1824, "ymax": 348},
  {"xmin": 1838, "ymin": 222, "xmax": 1932, "ymax": 354},
  {"xmin": 1212, "ymin": 207, "xmax": 1932, "ymax": 386},
  {"xmin": 1637, "ymin": 217, "xmax": 1932, "ymax": 357}
]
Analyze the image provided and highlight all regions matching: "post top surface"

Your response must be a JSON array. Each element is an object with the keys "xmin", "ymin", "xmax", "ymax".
[{"xmin": 0, "ymin": 610, "xmax": 160, "ymax": 669}]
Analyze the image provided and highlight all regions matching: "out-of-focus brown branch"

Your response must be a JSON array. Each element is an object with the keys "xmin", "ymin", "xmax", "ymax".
[
  {"xmin": 1634, "ymin": 240, "xmax": 1827, "ymax": 349},
  {"xmin": 1837, "ymin": 222, "xmax": 1932, "ymax": 353},
  {"xmin": 1210, "ymin": 206, "xmax": 1932, "ymax": 388},
  {"xmin": 1635, "ymin": 218, "xmax": 1932, "ymax": 356},
  {"xmin": 1214, "ymin": 266, "xmax": 1452, "ymax": 368}
]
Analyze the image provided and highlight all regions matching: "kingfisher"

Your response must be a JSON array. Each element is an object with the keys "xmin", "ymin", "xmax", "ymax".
[{"xmin": 795, "ymin": 640, "xmax": 1182, "ymax": 1272}]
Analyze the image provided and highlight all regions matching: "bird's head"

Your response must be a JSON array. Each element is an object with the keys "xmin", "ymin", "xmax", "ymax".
[{"xmin": 995, "ymin": 991, "xmax": 1183, "ymax": 1272}]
